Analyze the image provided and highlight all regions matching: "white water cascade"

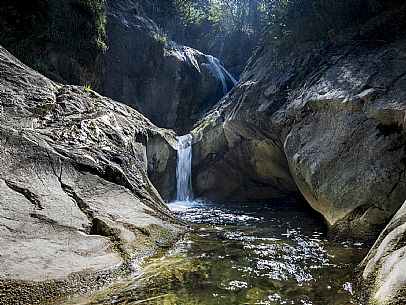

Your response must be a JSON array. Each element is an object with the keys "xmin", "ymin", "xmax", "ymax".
[
  {"xmin": 176, "ymin": 134, "xmax": 194, "ymax": 202},
  {"xmin": 207, "ymin": 55, "xmax": 238, "ymax": 95}
]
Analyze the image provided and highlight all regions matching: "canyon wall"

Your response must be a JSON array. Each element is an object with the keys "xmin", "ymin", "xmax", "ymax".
[{"xmin": 0, "ymin": 45, "xmax": 183, "ymax": 304}]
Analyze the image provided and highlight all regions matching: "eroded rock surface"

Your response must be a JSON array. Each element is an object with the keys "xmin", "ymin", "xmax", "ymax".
[
  {"xmin": 192, "ymin": 10, "xmax": 406, "ymax": 242},
  {"xmin": 191, "ymin": 11, "xmax": 406, "ymax": 303},
  {"xmin": 0, "ymin": 45, "xmax": 183, "ymax": 304},
  {"xmin": 361, "ymin": 200, "xmax": 406, "ymax": 305}
]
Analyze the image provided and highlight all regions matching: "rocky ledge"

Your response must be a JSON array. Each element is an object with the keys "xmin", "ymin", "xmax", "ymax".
[{"xmin": 0, "ymin": 45, "xmax": 183, "ymax": 304}]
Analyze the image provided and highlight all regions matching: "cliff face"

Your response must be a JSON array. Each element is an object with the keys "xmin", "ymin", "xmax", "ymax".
[
  {"xmin": 103, "ymin": 0, "xmax": 236, "ymax": 133},
  {"xmin": 191, "ymin": 6, "xmax": 406, "ymax": 303},
  {"xmin": 192, "ymin": 7, "xmax": 406, "ymax": 242},
  {"xmin": 0, "ymin": 45, "xmax": 184, "ymax": 304}
]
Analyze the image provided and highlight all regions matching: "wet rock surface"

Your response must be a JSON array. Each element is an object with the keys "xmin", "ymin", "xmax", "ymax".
[{"xmin": 0, "ymin": 45, "xmax": 184, "ymax": 304}]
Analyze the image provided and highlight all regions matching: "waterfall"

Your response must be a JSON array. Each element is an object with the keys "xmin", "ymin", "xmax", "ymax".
[
  {"xmin": 176, "ymin": 134, "xmax": 193, "ymax": 202},
  {"xmin": 206, "ymin": 55, "xmax": 238, "ymax": 95}
]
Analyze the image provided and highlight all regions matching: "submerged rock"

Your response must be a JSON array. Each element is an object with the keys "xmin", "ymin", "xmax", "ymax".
[{"xmin": 0, "ymin": 45, "xmax": 184, "ymax": 304}]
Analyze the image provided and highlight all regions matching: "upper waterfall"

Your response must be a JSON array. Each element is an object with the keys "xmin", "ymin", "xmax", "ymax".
[
  {"xmin": 206, "ymin": 55, "xmax": 238, "ymax": 95},
  {"xmin": 176, "ymin": 134, "xmax": 193, "ymax": 202}
]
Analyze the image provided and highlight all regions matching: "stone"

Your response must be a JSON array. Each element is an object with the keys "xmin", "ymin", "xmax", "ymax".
[
  {"xmin": 192, "ymin": 9, "xmax": 406, "ymax": 242},
  {"xmin": 0, "ymin": 45, "xmax": 184, "ymax": 304},
  {"xmin": 102, "ymin": 0, "xmax": 236, "ymax": 133},
  {"xmin": 361, "ymin": 200, "xmax": 406, "ymax": 305}
]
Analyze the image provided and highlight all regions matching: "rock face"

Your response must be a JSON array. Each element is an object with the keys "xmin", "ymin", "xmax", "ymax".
[
  {"xmin": 361, "ymin": 200, "xmax": 406, "ymax": 305},
  {"xmin": 0, "ymin": 45, "xmax": 183, "ymax": 304},
  {"xmin": 191, "ymin": 9, "xmax": 406, "ymax": 302},
  {"xmin": 192, "ymin": 9, "xmax": 406, "ymax": 242},
  {"xmin": 190, "ymin": 109, "xmax": 301, "ymax": 202},
  {"xmin": 102, "ymin": 0, "xmax": 237, "ymax": 133}
]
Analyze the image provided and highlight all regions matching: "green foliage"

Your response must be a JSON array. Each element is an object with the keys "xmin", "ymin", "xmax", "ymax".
[
  {"xmin": 0, "ymin": 0, "xmax": 107, "ymax": 76},
  {"xmin": 260, "ymin": 0, "xmax": 405, "ymax": 59},
  {"xmin": 141, "ymin": 0, "xmax": 269, "ymax": 74},
  {"xmin": 46, "ymin": 0, "xmax": 107, "ymax": 56},
  {"xmin": 84, "ymin": 82, "xmax": 91, "ymax": 93},
  {"xmin": 142, "ymin": 0, "xmax": 404, "ymax": 73},
  {"xmin": 153, "ymin": 33, "xmax": 168, "ymax": 46}
]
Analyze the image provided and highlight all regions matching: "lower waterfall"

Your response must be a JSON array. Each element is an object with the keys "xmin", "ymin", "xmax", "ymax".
[{"xmin": 176, "ymin": 134, "xmax": 193, "ymax": 202}]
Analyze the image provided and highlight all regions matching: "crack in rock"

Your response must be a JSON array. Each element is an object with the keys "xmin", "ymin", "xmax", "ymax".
[
  {"xmin": 4, "ymin": 180, "xmax": 43, "ymax": 210},
  {"xmin": 59, "ymin": 181, "xmax": 130, "ymax": 262}
]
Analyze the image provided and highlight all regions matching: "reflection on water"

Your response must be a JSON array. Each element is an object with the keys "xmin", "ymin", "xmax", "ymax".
[{"xmin": 61, "ymin": 200, "xmax": 368, "ymax": 305}]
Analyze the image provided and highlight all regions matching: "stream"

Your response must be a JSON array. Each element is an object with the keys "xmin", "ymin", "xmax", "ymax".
[{"xmin": 60, "ymin": 199, "xmax": 368, "ymax": 305}]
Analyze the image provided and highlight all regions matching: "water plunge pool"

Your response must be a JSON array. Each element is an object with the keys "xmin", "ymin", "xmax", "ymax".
[{"xmin": 61, "ymin": 199, "xmax": 368, "ymax": 305}]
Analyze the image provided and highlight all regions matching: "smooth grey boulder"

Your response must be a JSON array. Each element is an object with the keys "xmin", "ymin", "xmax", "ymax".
[
  {"xmin": 361, "ymin": 200, "xmax": 406, "ymax": 305},
  {"xmin": 0, "ymin": 45, "xmax": 183, "ymax": 304},
  {"xmin": 190, "ymin": 109, "xmax": 301, "ymax": 201}
]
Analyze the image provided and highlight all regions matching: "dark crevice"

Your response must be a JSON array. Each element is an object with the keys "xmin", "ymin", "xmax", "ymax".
[
  {"xmin": 59, "ymin": 180, "xmax": 130, "ymax": 262},
  {"xmin": 59, "ymin": 182, "xmax": 93, "ymax": 234},
  {"xmin": 29, "ymin": 212, "xmax": 78, "ymax": 231},
  {"xmin": 46, "ymin": 152, "xmax": 130, "ymax": 262},
  {"xmin": 90, "ymin": 218, "xmax": 129, "ymax": 262},
  {"xmin": 4, "ymin": 180, "xmax": 43, "ymax": 210},
  {"xmin": 376, "ymin": 123, "xmax": 403, "ymax": 137}
]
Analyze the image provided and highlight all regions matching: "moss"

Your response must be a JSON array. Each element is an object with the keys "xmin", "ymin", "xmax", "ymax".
[{"xmin": 0, "ymin": 267, "xmax": 123, "ymax": 305}]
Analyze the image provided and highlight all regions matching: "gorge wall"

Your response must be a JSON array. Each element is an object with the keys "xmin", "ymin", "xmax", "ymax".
[
  {"xmin": 103, "ymin": 0, "xmax": 236, "ymax": 133},
  {"xmin": 0, "ymin": 45, "xmax": 183, "ymax": 304},
  {"xmin": 190, "ymin": 5, "xmax": 406, "ymax": 304},
  {"xmin": 0, "ymin": 0, "xmax": 237, "ymax": 133},
  {"xmin": 192, "ymin": 5, "xmax": 406, "ymax": 243}
]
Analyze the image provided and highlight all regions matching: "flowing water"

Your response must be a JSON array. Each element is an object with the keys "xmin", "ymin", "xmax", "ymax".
[
  {"xmin": 206, "ymin": 55, "xmax": 238, "ymax": 94},
  {"xmin": 176, "ymin": 135, "xmax": 193, "ymax": 202},
  {"xmin": 61, "ymin": 199, "xmax": 368, "ymax": 305}
]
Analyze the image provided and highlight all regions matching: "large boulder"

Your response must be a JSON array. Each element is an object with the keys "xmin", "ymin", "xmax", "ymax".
[
  {"xmin": 0, "ymin": 45, "xmax": 183, "ymax": 304},
  {"xmin": 190, "ymin": 108, "xmax": 301, "ymax": 202}
]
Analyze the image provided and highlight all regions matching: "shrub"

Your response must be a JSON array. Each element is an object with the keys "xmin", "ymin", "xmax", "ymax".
[{"xmin": 0, "ymin": 0, "xmax": 107, "ymax": 77}]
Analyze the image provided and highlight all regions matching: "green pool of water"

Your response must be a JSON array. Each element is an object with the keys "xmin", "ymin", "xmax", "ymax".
[{"xmin": 61, "ymin": 200, "xmax": 369, "ymax": 305}]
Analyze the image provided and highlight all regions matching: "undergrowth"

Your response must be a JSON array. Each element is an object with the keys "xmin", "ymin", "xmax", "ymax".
[{"xmin": 0, "ymin": 0, "xmax": 106, "ymax": 79}]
